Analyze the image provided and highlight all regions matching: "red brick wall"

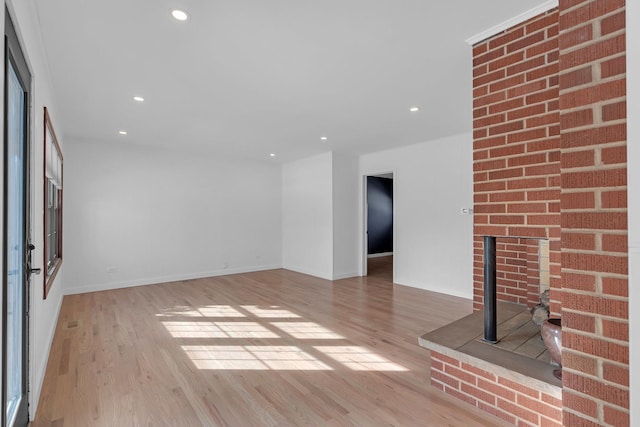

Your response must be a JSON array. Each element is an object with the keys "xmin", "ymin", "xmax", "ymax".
[
  {"xmin": 468, "ymin": 2, "xmax": 630, "ymax": 425},
  {"xmin": 430, "ymin": 351, "xmax": 563, "ymax": 426},
  {"xmin": 472, "ymin": 10, "xmax": 562, "ymax": 314},
  {"xmin": 558, "ymin": 0, "xmax": 629, "ymax": 425},
  {"xmin": 479, "ymin": 237, "xmax": 544, "ymax": 306}
]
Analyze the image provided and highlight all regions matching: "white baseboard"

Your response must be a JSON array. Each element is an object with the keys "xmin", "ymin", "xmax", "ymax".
[
  {"xmin": 64, "ymin": 264, "xmax": 282, "ymax": 295},
  {"xmin": 280, "ymin": 266, "xmax": 359, "ymax": 281},
  {"xmin": 368, "ymin": 252, "xmax": 393, "ymax": 258},
  {"xmin": 394, "ymin": 277, "xmax": 473, "ymax": 301},
  {"xmin": 333, "ymin": 271, "xmax": 359, "ymax": 280},
  {"xmin": 281, "ymin": 265, "xmax": 333, "ymax": 281}
]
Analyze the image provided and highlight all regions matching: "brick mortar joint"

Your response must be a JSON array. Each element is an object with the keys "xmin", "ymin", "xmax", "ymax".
[
  {"xmin": 473, "ymin": 123, "xmax": 560, "ymax": 133},
  {"xmin": 473, "ymin": 141, "xmax": 558, "ymax": 151},
  {"xmin": 591, "ymin": 118, "xmax": 627, "ymax": 128},
  {"xmin": 474, "ymin": 98, "xmax": 558, "ymax": 113},
  {"xmin": 560, "ymin": 224, "xmax": 628, "ymax": 231},
  {"xmin": 444, "ymin": 383, "xmax": 549, "ymax": 424},
  {"xmin": 474, "ymin": 135, "xmax": 560, "ymax": 145},
  {"xmin": 561, "ymin": 228, "xmax": 628, "ymax": 233},
  {"xmin": 559, "ymin": 73, "xmax": 625, "ymax": 99},
  {"xmin": 560, "ymin": 206, "xmax": 628, "ymax": 213},
  {"xmin": 473, "ymin": 69, "xmax": 560, "ymax": 89},
  {"xmin": 558, "ymin": 147, "xmax": 627, "ymax": 158},
  {"xmin": 561, "ymin": 247, "xmax": 628, "ymax": 256},
  {"xmin": 562, "ymin": 388, "xmax": 630, "ymax": 412},
  {"xmin": 561, "ymin": 407, "xmax": 603, "ymax": 426},
  {"xmin": 562, "ymin": 268, "xmax": 629, "ymax": 282},
  {"xmin": 432, "ymin": 355, "xmax": 562, "ymax": 405},
  {"xmin": 474, "ymin": 171, "xmax": 560, "ymax": 177},
  {"xmin": 562, "ymin": 378, "xmax": 630, "ymax": 400},
  {"xmin": 500, "ymin": 34, "xmax": 559, "ymax": 56},
  {"xmin": 562, "ymin": 309, "xmax": 630, "ymax": 326},
  {"xmin": 558, "ymin": 27, "xmax": 626, "ymax": 56},
  {"xmin": 560, "ymin": 155, "xmax": 628, "ymax": 163},
  {"xmin": 558, "ymin": 61, "xmax": 626, "ymax": 80},
  {"xmin": 560, "ymin": 271, "xmax": 628, "ymax": 282},
  {"xmin": 474, "ymin": 89, "xmax": 558, "ymax": 105},
  {"xmin": 474, "ymin": 126, "xmax": 559, "ymax": 139},
  {"xmin": 559, "ymin": 163, "xmax": 628, "ymax": 172},
  {"xmin": 474, "ymin": 182, "xmax": 559, "ymax": 187},
  {"xmin": 561, "ymin": 328, "xmax": 630, "ymax": 347},
  {"xmin": 556, "ymin": 1, "xmax": 597, "ymax": 16},
  {"xmin": 475, "ymin": 28, "xmax": 559, "ymax": 57},
  {"xmin": 560, "ymin": 81, "xmax": 627, "ymax": 97},
  {"xmin": 495, "ymin": 396, "xmax": 545, "ymax": 421},
  {"xmin": 474, "ymin": 9, "xmax": 558, "ymax": 47},
  {"xmin": 558, "ymin": 4, "xmax": 626, "ymax": 24},
  {"xmin": 474, "ymin": 51, "xmax": 558, "ymax": 73},
  {"xmin": 557, "ymin": 98, "xmax": 626, "ymax": 116}
]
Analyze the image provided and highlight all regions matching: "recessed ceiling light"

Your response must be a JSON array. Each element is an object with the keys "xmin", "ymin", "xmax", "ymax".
[
  {"xmin": 119, "ymin": 130, "xmax": 128, "ymax": 135},
  {"xmin": 409, "ymin": 106, "xmax": 420, "ymax": 112},
  {"xmin": 320, "ymin": 136, "xmax": 328, "ymax": 141},
  {"xmin": 133, "ymin": 96, "xmax": 144, "ymax": 102},
  {"xmin": 269, "ymin": 153, "xmax": 276, "ymax": 157},
  {"xmin": 171, "ymin": 9, "xmax": 189, "ymax": 21}
]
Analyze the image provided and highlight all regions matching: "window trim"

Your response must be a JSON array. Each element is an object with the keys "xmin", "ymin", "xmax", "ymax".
[{"xmin": 43, "ymin": 107, "xmax": 62, "ymax": 298}]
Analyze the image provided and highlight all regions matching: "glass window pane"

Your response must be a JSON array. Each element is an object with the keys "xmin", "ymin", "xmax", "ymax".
[{"xmin": 5, "ymin": 61, "xmax": 25, "ymax": 425}]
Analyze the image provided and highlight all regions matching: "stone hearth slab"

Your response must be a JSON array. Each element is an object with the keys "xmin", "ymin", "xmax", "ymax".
[{"xmin": 419, "ymin": 301, "xmax": 562, "ymax": 397}]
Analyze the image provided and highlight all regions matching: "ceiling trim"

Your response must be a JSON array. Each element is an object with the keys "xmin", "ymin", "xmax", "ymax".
[{"xmin": 465, "ymin": 0, "xmax": 559, "ymax": 46}]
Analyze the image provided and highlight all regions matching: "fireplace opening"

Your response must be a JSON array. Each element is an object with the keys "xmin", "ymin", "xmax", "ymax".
[
  {"xmin": 483, "ymin": 236, "xmax": 551, "ymax": 343},
  {"xmin": 532, "ymin": 239, "xmax": 551, "ymax": 325}
]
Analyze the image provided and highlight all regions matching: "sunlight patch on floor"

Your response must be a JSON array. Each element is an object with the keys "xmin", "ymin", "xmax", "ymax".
[
  {"xmin": 163, "ymin": 321, "xmax": 279, "ymax": 339},
  {"xmin": 157, "ymin": 308, "xmax": 204, "ymax": 317},
  {"xmin": 162, "ymin": 321, "xmax": 228, "ymax": 338},
  {"xmin": 271, "ymin": 322, "xmax": 344, "ymax": 339},
  {"xmin": 181, "ymin": 345, "xmax": 332, "ymax": 370},
  {"xmin": 162, "ymin": 304, "xmax": 410, "ymax": 372},
  {"xmin": 198, "ymin": 305, "xmax": 246, "ymax": 317},
  {"xmin": 241, "ymin": 305, "xmax": 301, "ymax": 318},
  {"xmin": 314, "ymin": 346, "xmax": 409, "ymax": 371}
]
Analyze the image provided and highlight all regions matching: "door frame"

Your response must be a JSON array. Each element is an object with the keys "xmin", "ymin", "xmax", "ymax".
[
  {"xmin": 2, "ymin": 5, "xmax": 33, "ymax": 426},
  {"xmin": 361, "ymin": 171, "xmax": 396, "ymax": 279}
]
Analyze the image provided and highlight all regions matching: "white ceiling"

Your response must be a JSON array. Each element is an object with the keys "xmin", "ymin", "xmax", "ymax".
[{"xmin": 34, "ymin": 0, "xmax": 546, "ymax": 162}]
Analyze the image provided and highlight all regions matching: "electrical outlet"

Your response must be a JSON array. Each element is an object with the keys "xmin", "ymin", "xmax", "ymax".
[
  {"xmin": 106, "ymin": 267, "xmax": 117, "ymax": 274},
  {"xmin": 461, "ymin": 208, "xmax": 474, "ymax": 215},
  {"xmin": 223, "ymin": 262, "xmax": 229, "ymax": 269}
]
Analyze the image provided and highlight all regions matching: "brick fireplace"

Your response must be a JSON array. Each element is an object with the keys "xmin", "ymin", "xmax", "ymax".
[
  {"xmin": 426, "ymin": 2, "xmax": 629, "ymax": 426},
  {"xmin": 472, "ymin": 7, "xmax": 562, "ymax": 317}
]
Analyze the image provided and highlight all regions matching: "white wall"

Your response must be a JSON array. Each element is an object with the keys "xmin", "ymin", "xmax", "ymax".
[
  {"xmin": 2, "ymin": 0, "xmax": 66, "ymax": 419},
  {"xmin": 332, "ymin": 152, "xmax": 359, "ymax": 280},
  {"xmin": 627, "ymin": 0, "xmax": 639, "ymax": 422},
  {"xmin": 64, "ymin": 138, "xmax": 282, "ymax": 293},
  {"xmin": 282, "ymin": 152, "xmax": 333, "ymax": 279},
  {"xmin": 359, "ymin": 133, "xmax": 474, "ymax": 299}
]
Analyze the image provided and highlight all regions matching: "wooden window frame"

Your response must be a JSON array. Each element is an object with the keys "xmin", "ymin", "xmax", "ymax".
[{"xmin": 43, "ymin": 107, "xmax": 63, "ymax": 298}]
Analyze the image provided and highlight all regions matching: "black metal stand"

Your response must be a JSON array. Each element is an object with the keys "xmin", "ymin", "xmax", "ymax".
[{"xmin": 483, "ymin": 236, "xmax": 498, "ymax": 343}]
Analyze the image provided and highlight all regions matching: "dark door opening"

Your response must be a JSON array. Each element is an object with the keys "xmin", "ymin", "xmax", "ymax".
[{"xmin": 364, "ymin": 173, "xmax": 393, "ymax": 281}]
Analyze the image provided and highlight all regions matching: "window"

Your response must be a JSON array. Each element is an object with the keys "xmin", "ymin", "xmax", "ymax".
[{"xmin": 44, "ymin": 107, "xmax": 62, "ymax": 298}]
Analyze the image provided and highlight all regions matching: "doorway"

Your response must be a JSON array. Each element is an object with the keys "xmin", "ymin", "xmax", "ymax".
[
  {"xmin": 3, "ymin": 9, "xmax": 33, "ymax": 427},
  {"xmin": 363, "ymin": 173, "xmax": 394, "ymax": 281}
]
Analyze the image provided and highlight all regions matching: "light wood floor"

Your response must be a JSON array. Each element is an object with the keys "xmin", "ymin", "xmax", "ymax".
[{"xmin": 32, "ymin": 258, "xmax": 511, "ymax": 426}]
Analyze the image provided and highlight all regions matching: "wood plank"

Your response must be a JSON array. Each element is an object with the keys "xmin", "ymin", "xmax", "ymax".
[
  {"xmin": 32, "ymin": 258, "xmax": 512, "ymax": 426},
  {"xmin": 513, "ymin": 332, "xmax": 547, "ymax": 359},
  {"xmin": 494, "ymin": 315, "xmax": 541, "ymax": 352}
]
